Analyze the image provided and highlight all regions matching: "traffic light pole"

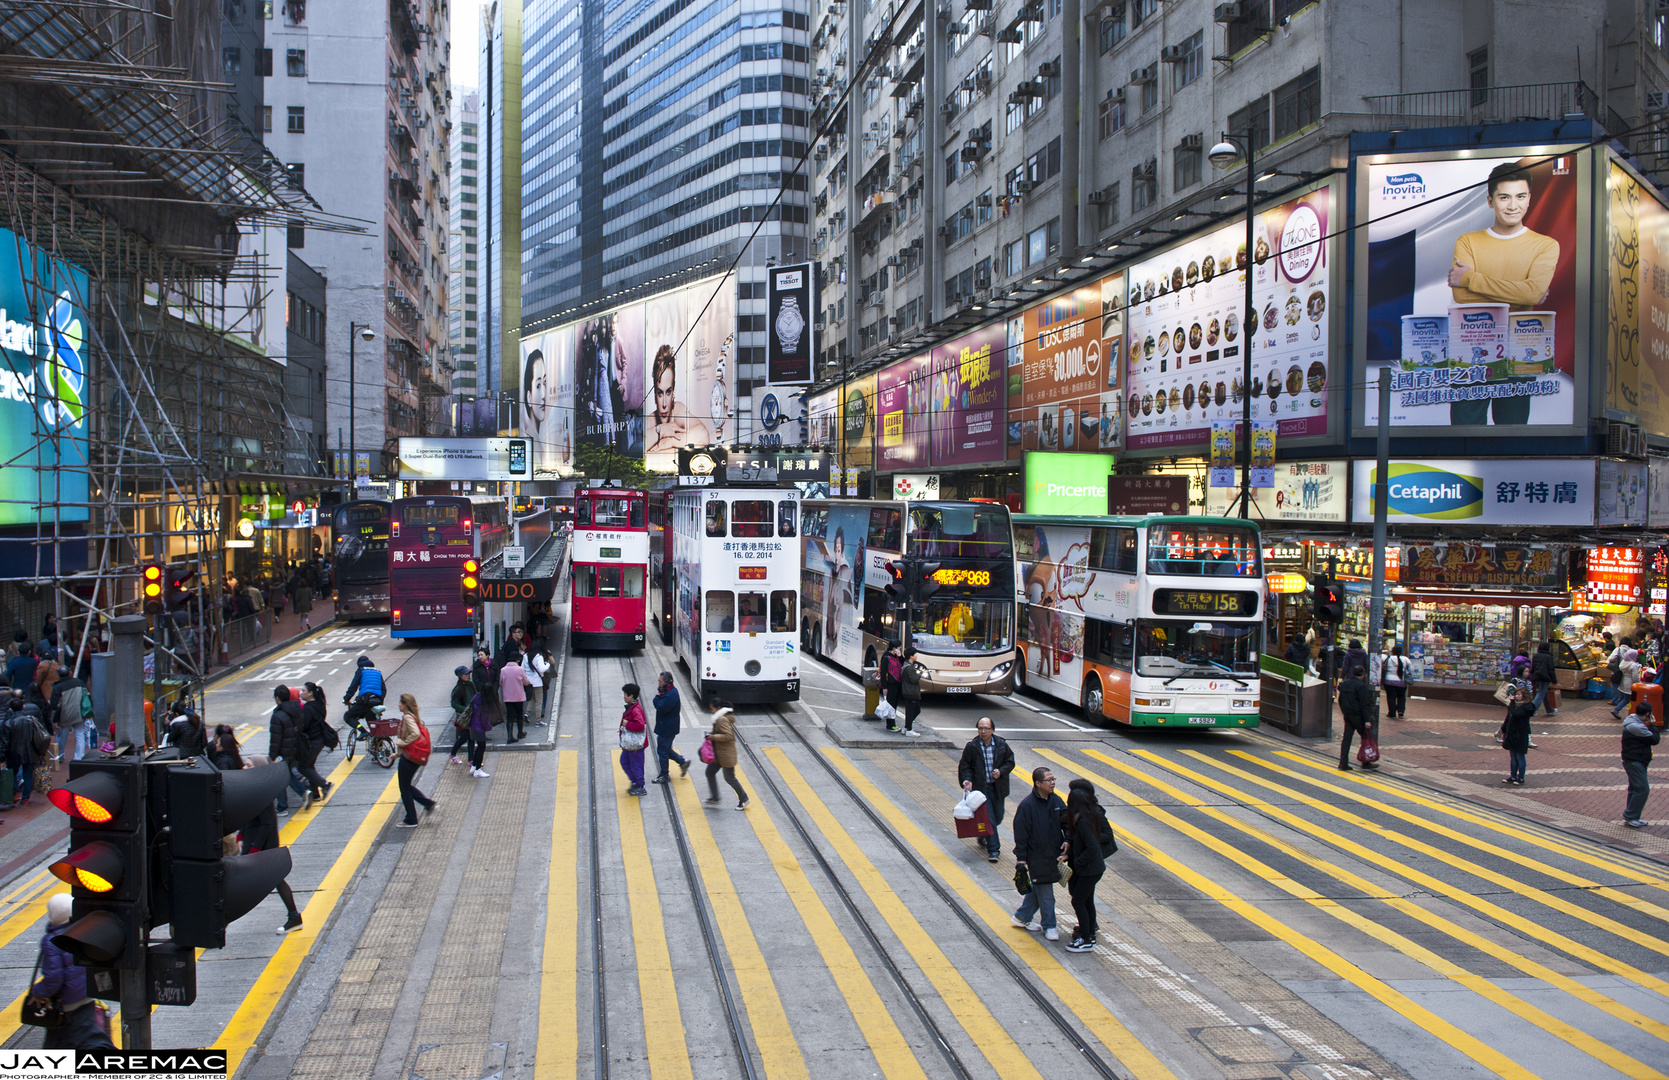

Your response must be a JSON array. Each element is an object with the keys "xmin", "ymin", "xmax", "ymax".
[
  {"xmin": 110, "ymin": 615, "xmax": 152, "ymax": 1049},
  {"xmin": 1368, "ymin": 369, "xmax": 1391, "ymax": 661}
]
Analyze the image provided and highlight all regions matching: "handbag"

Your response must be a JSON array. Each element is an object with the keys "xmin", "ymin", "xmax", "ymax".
[
  {"xmin": 1013, "ymin": 862, "xmax": 1032, "ymax": 896},
  {"xmin": 404, "ymin": 720, "xmax": 432, "ymax": 764},
  {"xmin": 1492, "ymin": 681, "xmax": 1514, "ymax": 705},
  {"xmin": 20, "ymin": 953, "xmax": 63, "ymax": 1029},
  {"xmin": 1357, "ymin": 732, "xmax": 1380, "ymax": 765},
  {"xmin": 619, "ymin": 725, "xmax": 648, "ymax": 752},
  {"xmin": 1548, "ymin": 686, "xmax": 1562, "ymax": 708},
  {"xmin": 698, "ymin": 736, "xmax": 716, "ymax": 764}
]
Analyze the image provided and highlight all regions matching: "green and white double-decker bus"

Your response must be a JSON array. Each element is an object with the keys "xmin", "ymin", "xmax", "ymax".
[{"xmin": 1013, "ymin": 514, "xmax": 1263, "ymax": 728}]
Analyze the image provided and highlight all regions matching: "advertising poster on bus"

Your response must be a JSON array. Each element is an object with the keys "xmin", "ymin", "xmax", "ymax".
[
  {"xmin": 1126, "ymin": 186, "xmax": 1332, "ymax": 451},
  {"xmin": 930, "ymin": 324, "xmax": 1005, "ymax": 466},
  {"xmin": 1014, "ymin": 520, "xmax": 1135, "ymax": 688},
  {"xmin": 804, "ymin": 502, "xmax": 888, "ymax": 671},
  {"xmin": 1016, "ymin": 272, "xmax": 1124, "ymax": 455},
  {"xmin": 877, "ymin": 353, "xmax": 930, "ymax": 470},
  {"xmin": 1606, "ymin": 158, "xmax": 1669, "ymax": 438},
  {"xmin": 1359, "ymin": 150, "xmax": 1583, "ymax": 433}
]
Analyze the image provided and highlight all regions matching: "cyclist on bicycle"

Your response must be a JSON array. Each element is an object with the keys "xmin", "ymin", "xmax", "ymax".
[{"xmin": 342, "ymin": 655, "xmax": 386, "ymax": 737}]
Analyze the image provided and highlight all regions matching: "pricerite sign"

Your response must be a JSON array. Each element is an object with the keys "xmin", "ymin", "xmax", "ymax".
[
  {"xmin": 1352, "ymin": 458, "xmax": 1595, "ymax": 526},
  {"xmin": 1023, "ymin": 451, "xmax": 1116, "ymax": 515}
]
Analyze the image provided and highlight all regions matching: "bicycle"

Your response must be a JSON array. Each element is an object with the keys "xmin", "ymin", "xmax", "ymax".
[{"xmin": 343, "ymin": 699, "xmax": 398, "ymax": 768}]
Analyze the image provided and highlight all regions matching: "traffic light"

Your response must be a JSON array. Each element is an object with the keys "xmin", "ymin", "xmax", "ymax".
[
  {"xmin": 884, "ymin": 560, "xmax": 909, "ymax": 606},
  {"xmin": 461, "ymin": 559, "xmax": 481, "ymax": 603},
  {"xmin": 1313, "ymin": 578, "xmax": 1343, "ymax": 624},
  {"xmin": 915, "ymin": 561, "xmax": 943, "ymax": 604},
  {"xmin": 141, "ymin": 564, "xmax": 164, "ymax": 614},
  {"xmin": 48, "ymin": 761, "xmax": 146, "ymax": 971},
  {"xmin": 165, "ymin": 564, "xmax": 197, "ymax": 612},
  {"xmin": 165, "ymin": 761, "xmax": 294, "ymax": 949}
]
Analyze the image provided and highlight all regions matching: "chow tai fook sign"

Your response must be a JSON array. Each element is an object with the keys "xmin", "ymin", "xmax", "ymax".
[
  {"xmin": 1351, "ymin": 458, "xmax": 1596, "ymax": 526},
  {"xmin": 1587, "ymin": 546, "xmax": 1645, "ymax": 605},
  {"xmin": 1399, "ymin": 543, "xmax": 1564, "ymax": 589}
]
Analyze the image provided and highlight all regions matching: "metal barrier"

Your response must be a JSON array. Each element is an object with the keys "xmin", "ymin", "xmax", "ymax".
[{"xmin": 219, "ymin": 612, "xmax": 273, "ymax": 661}]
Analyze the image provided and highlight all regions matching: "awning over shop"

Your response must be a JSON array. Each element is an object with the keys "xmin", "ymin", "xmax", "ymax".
[{"xmin": 1392, "ymin": 590, "xmax": 1567, "ymax": 607}]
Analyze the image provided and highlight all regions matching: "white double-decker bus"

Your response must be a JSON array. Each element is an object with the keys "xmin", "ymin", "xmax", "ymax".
[
  {"xmin": 669, "ymin": 484, "xmax": 802, "ymax": 704},
  {"xmin": 1014, "ymin": 514, "xmax": 1263, "ymax": 728}
]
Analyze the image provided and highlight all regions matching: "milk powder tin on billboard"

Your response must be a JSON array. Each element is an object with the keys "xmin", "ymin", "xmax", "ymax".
[
  {"xmin": 1447, "ymin": 304, "xmax": 1509, "ymax": 378},
  {"xmin": 1506, "ymin": 310, "xmax": 1556, "ymax": 377},
  {"xmin": 1400, "ymin": 314, "xmax": 1448, "ymax": 371}
]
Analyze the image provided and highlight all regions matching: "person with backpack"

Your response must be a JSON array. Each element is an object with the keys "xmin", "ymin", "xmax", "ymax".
[
  {"xmin": 50, "ymin": 667, "xmax": 91, "ymax": 763},
  {"xmin": 393, "ymin": 693, "xmax": 437, "ymax": 827},
  {"xmin": 1064, "ymin": 778, "xmax": 1116, "ymax": 953},
  {"xmin": 9, "ymin": 702, "xmax": 44, "ymax": 806},
  {"xmin": 295, "ymin": 682, "xmax": 334, "ymax": 809},
  {"xmin": 1380, "ymin": 644, "xmax": 1411, "ymax": 720},
  {"xmin": 268, "ymin": 685, "xmax": 308, "ymax": 816}
]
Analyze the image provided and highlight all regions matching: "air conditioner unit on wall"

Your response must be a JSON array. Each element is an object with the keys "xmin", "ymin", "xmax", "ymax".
[
  {"xmin": 1087, "ymin": 189, "xmax": 1111, "ymax": 204},
  {"xmin": 1130, "ymin": 65, "xmax": 1157, "ymax": 84},
  {"xmin": 1160, "ymin": 45, "xmax": 1187, "ymax": 63},
  {"xmin": 1214, "ymin": 2, "xmax": 1244, "ymax": 22}
]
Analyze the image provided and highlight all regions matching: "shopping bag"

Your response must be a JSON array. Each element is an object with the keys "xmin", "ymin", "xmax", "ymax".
[
  {"xmin": 1492, "ymin": 681, "xmax": 1516, "ymax": 705},
  {"xmin": 874, "ymin": 698, "xmax": 897, "ymax": 722},
  {"xmin": 1357, "ymin": 733, "xmax": 1380, "ymax": 765},
  {"xmin": 698, "ymin": 737, "xmax": 716, "ymax": 764},
  {"xmin": 955, "ymin": 802, "xmax": 994, "ymax": 839},
  {"xmin": 1548, "ymin": 686, "xmax": 1562, "ymax": 708},
  {"xmin": 951, "ymin": 789, "xmax": 986, "ymax": 820}
]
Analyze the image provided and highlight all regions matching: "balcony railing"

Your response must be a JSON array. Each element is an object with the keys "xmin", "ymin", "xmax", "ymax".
[{"xmin": 1363, "ymin": 81, "xmax": 1599, "ymax": 130}]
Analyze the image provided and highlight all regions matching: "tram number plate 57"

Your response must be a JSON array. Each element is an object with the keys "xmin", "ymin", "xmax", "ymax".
[
  {"xmin": 1187, "ymin": 716, "xmax": 1217, "ymax": 725},
  {"xmin": 945, "ymin": 686, "xmax": 972, "ymax": 693}
]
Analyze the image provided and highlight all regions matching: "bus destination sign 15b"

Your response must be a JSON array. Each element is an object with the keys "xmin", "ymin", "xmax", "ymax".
[{"xmin": 1152, "ymin": 589, "xmax": 1258, "ymax": 617}]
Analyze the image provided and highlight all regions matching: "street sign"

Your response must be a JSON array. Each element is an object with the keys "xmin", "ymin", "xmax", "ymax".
[{"xmin": 503, "ymin": 546, "xmax": 526, "ymax": 570}]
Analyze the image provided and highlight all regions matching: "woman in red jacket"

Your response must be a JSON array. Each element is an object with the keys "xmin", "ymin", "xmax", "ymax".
[{"xmin": 619, "ymin": 683, "xmax": 649, "ymax": 796}]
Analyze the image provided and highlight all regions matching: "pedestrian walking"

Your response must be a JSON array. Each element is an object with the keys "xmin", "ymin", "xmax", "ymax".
[
  {"xmin": 50, "ymin": 667, "xmax": 89, "ymax": 763},
  {"xmin": 1530, "ymin": 641, "xmax": 1559, "ymax": 715},
  {"xmin": 1010, "ymin": 766, "xmax": 1067, "ymax": 941},
  {"xmin": 1500, "ymin": 684, "xmax": 1535, "ymax": 786},
  {"xmin": 166, "ymin": 699, "xmax": 207, "ymax": 757},
  {"xmin": 619, "ymin": 683, "xmax": 648, "ymax": 795},
  {"xmin": 210, "ymin": 724, "xmax": 244, "ymax": 771},
  {"xmin": 448, "ymin": 665, "xmax": 473, "ymax": 765},
  {"xmin": 471, "ymin": 648, "xmax": 502, "ymax": 729},
  {"xmin": 466, "ymin": 689, "xmax": 492, "ymax": 778},
  {"xmin": 1337, "ymin": 665, "xmax": 1377, "ymax": 771},
  {"xmin": 29, "ymin": 894, "xmax": 114, "ymax": 1051},
  {"xmin": 235, "ymin": 759, "xmax": 305, "ymax": 935},
  {"xmin": 650, "ymin": 671, "xmax": 689, "ymax": 784},
  {"xmin": 898, "ymin": 647, "xmax": 923, "ymax": 736},
  {"xmin": 292, "ymin": 575, "xmax": 314, "ymax": 630},
  {"xmin": 702, "ymin": 698, "xmax": 749, "ymax": 810},
  {"xmin": 499, "ymin": 654, "xmax": 532, "ymax": 744},
  {"xmin": 958, "ymin": 716, "xmax": 1015, "ymax": 862},
  {"xmin": 1064, "ymin": 778, "xmax": 1116, "ymax": 953},
  {"xmin": 9, "ymin": 702, "xmax": 43, "ymax": 806},
  {"xmin": 528, "ymin": 641, "xmax": 554, "ymax": 726},
  {"xmin": 268, "ymin": 685, "xmax": 307, "ymax": 816},
  {"xmin": 1611, "ymin": 638, "xmax": 1641, "ymax": 718},
  {"xmin": 1623, "ymin": 701, "xmax": 1661, "ymax": 828},
  {"xmin": 1380, "ymin": 644, "xmax": 1411, "ymax": 719},
  {"xmin": 295, "ymin": 682, "xmax": 334, "ymax": 808},
  {"xmin": 393, "ymin": 693, "xmax": 437, "ymax": 828},
  {"xmin": 1343, "ymin": 639, "xmax": 1370, "ymax": 681}
]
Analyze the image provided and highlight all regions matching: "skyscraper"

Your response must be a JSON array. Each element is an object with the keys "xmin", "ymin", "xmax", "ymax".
[
  {"xmin": 449, "ymin": 90, "xmax": 482, "ymax": 409},
  {"xmin": 479, "ymin": 0, "xmax": 522, "ymax": 433}
]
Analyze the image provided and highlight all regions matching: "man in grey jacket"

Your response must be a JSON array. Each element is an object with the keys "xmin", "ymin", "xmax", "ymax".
[{"xmin": 1623, "ymin": 702, "xmax": 1661, "ymax": 829}]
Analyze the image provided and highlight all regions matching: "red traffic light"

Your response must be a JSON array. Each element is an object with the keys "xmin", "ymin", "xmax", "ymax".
[{"xmin": 49, "ymin": 771, "xmax": 124, "ymax": 824}]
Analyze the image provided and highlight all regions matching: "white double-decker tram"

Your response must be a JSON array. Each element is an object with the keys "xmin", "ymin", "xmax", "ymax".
[{"xmin": 669, "ymin": 482, "xmax": 802, "ymax": 704}]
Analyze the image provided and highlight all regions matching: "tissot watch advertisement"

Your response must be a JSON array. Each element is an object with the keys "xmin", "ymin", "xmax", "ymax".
[{"xmin": 767, "ymin": 262, "xmax": 814, "ymax": 385}]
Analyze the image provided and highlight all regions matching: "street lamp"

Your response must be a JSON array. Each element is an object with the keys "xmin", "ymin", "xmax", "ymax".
[
  {"xmin": 1209, "ymin": 133, "xmax": 1255, "ymax": 521},
  {"xmin": 347, "ymin": 322, "xmax": 377, "ymax": 493}
]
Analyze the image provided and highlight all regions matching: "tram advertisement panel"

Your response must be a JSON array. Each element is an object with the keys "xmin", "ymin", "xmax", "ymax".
[
  {"xmin": 805, "ymin": 503, "xmax": 885, "ymax": 672},
  {"xmin": 1126, "ymin": 186, "xmax": 1332, "ymax": 450},
  {"xmin": 930, "ymin": 324, "xmax": 1005, "ymax": 466}
]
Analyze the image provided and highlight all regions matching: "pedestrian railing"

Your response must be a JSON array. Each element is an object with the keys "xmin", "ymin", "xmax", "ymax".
[{"xmin": 220, "ymin": 612, "xmax": 274, "ymax": 661}]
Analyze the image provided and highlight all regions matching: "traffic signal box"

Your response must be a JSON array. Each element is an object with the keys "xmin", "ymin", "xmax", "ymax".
[
  {"xmin": 461, "ymin": 559, "xmax": 481, "ymax": 605},
  {"xmin": 883, "ymin": 560, "xmax": 909, "ymax": 606},
  {"xmin": 1313, "ymin": 578, "xmax": 1344, "ymax": 624},
  {"xmin": 49, "ymin": 762, "xmax": 144, "ymax": 972},
  {"xmin": 141, "ymin": 565, "xmax": 164, "ymax": 614},
  {"xmin": 166, "ymin": 761, "xmax": 294, "ymax": 949},
  {"xmin": 915, "ymin": 561, "xmax": 943, "ymax": 604},
  {"xmin": 164, "ymin": 565, "xmax": 197, "ymax": 612}
]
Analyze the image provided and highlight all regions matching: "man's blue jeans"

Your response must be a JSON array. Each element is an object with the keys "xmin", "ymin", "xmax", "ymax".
[
  {"xmin": 276, "ymin": 762, "xmax": 308, "ymax": 811},
  {"xmin": 1014, "ymin": 875, "xmax": 1057, "ymax": 930},
  {"xmin": 655, "ymin": 733, "xmax": 688, "ymax": 778}
]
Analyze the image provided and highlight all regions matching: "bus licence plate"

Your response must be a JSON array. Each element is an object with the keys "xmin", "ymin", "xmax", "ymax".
[
  {"xmin": 1187, "ymin": 716, "xmax": 1217, "ymax": 725},
  {"xmin": 945, "ymin": 686, "xmax": 972, "ymax": 694}
]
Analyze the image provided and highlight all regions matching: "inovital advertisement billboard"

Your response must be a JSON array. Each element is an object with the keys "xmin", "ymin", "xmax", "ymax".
[
  {"xmin": 520, "ymin": 276, "xmax": 735, "ymax": 476},
  {"xmin": 1125, "ymin": 185, "xmax": 1333, "ymax": 451},
  {"xmin": 0, "ymin": 228, "xmax": 91, "ymax": 525},
  {"xmin": 1023, "ymin": 451, "xmax": 1115, "ymax": 515},
  {"xmin": 1351, "ymin": 458, "xmax": 1595, "ymax": 526},
  {"xmin": 1358, "ymin": 148, "xmax": 1587, "ymax": 435}
]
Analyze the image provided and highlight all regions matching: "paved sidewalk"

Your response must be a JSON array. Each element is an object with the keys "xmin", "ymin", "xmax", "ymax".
[{"xmin": 1267, "ymin": 686, "xmax": 1669, "ymax": 864}]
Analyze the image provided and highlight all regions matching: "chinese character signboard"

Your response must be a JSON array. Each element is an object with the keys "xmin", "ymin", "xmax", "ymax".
[
  {"xmin": 1400, "ymin": 543, "xmax": 1564, "ymax": 589},
  {"xmin": 1107, "ymin": 476, "xmax": 1189, "ymax": 515},
  {"xmin": 1352, "ymin": 458, "xmax": 1595, "ymax": 526},
  {"xmin": 1586, "ymin": 546, "xmax": 1644, "ymax": 605}
]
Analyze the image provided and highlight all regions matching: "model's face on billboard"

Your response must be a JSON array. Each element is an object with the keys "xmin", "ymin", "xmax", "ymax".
[{"xmin": 1488, "ymin": 179, "xmax": 1532, "ymax": 230}]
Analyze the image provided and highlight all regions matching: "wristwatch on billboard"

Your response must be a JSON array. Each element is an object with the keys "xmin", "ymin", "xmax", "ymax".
[{"xmin": 775, "ymin": 295, "xmax": 804, "ymax": 355}]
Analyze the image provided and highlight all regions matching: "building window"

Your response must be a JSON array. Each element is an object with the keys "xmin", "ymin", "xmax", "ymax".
[
  {"xmin": 1141, "ymin": 74, "xmax": 1159, "ymax": 114},
  {"xmin": 1131, "ymin": 160, "xmax": 1157, "ymax": 213},
  {"xmin": 286, "ymin": 48, "xmax": 306, "ymax": 76},
  {"xmin": 1272, "ymin": 66, "xmax": 1320, "ymax": 139},
  {"xmin": 1227, "ymin": 98, "xmax": 1271, "ymax": 157},
  {"xmin": 1172, "ymin": 30, "xmax": 1203, "ymax": 91},
  {"xmin": 223, "ymin": 47, "xmax": 241, "ymax": 75},
  {"xmin": 1005, "ymin": 239, "xmax": 1024, "ymax": 277},
  {"xmin": 287, "ymin": 106, "xmax": 305, "ymax": 133},
  {"xmin": 1026, "ymin": 219, "xmax": 1059, "ymax": 267},
  {"xmin": 1097, "ymin": 183, "xmax": 1121, "ymax": 231},
  {"xmin": 287, "ymin": 222, "xmax": 305, "ymax": 248},
  {"xmin": 1098, "ymin": 92, "xmax": 1125, "ymax": 139},
  {"xmin": 1131, "ymin": 0, "xmax": 1156, "ymax": 24},
  {"xmin": 285, "ymin": 162, "xmax": 304, "ymax": 188},
  {"xmin": 1099, "ymin": 5, "xmax": 1125, "ymax": 52},
  {"xmin": 1173, "ymin": 137, "xmax": 1201, "ymax": 190},
  {"xmin": 262, "ymin": 105, "xmax": 272, "ymax": 132},
  {"xmin": 1468, "ymin": 46, "xmax": 1489, "ymax": 106},
  {"xmin": 262, "ymin": 48, "xmax": 273, "ymax": 76}
]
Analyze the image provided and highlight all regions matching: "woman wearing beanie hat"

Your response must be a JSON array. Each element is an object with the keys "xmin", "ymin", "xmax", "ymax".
[{"xmin": 32, "ymin": 894, "xmax": 114, "ymax": 1051}]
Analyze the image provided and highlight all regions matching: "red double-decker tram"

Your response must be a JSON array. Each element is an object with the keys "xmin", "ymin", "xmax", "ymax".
[{"xmin": 570, "ymin": 487, "xmax": 649, "ymax": 651}]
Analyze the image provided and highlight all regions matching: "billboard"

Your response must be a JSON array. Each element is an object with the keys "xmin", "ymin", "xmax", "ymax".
[
  {"xmin": 1023, "ymin": 451, "xmax": 1115, "ymax": 515},
  {"xmin": 1606, "ymin": 158, "xmax": 1669, "ymax": 436},
  {"xmin": 766, "ymin": 262, "xmax": 814, "ymax": 384},
  {"xmin": 1206, "ymin": 460, "xmax": 1348, "ymax": 522},
  {"xmin": 0, "ymin": 228, "xmax": 91, "ymax": 526},
  {"xmin": 1597, "ymin": 459, "xmax": 1646, "ymax": 527},
  {"xmin": 520, "ymin": 276, "xmax": 735, "ymax": 477},
  {"xmin": 396, "ymin": 438, "xmax": 532, "ymax": 481},
  {"xmin": 877, "ymin": 353, "xmax": 930, "ymax": 470},
  {"xmin": 930, "ymin": 324, "xmax": 1005, "ymax": 466},
  {"xmin": 1017, "ymin": 273, "xmax": 1124, "ymax": 455},
  {"xmin": 1126, "ymin": 186, "xmax": 1333, "ymax": 451},
  {"xmin": 841, "ymin": 373, "xmax": 877, "ymax": 471},
  {"xmin": 1351, "ymin": 458, "xmax": 1595, "ymax": 526},
  {"xmin": 1359, "ymin": 149, "xmax": 1586, "ymax": 433}
]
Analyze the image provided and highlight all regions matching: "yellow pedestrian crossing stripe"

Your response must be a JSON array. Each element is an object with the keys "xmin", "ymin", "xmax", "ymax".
[
  {"xmin": 535, "ymin": 751, "xmax": 581, "ymax": 1080},
  {"xmin": 616, "ymin": 773, "xmax": 695, "ymax": 1080}
]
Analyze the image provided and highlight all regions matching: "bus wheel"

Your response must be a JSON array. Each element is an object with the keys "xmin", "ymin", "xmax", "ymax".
[
  {"xmin": 1082, "ymin": 678, "xmax": 1104, "ymax": 724},
  {"xmin": 811, "ymin": 626, "xmax": 822, "ymax": 658},
  {"xmin": 1013, "ymin": 652, "xmax": 1027, "ymax": 690}
]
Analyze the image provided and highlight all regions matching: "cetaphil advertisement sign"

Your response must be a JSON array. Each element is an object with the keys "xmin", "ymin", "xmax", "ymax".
[
  {"xmin": 0, "ymin": 226, "xmax": 91, "ymax": 526},
  {"xmin": 1023, "ymin": 451, "xmax": 1116, "ymax": 515},
  {"xmin": 1351, "ymin": 458, "xmax": 1595, "ymax": 526}
]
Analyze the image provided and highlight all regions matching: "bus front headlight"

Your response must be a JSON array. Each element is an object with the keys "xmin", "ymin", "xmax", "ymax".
[
  {"xmin": 1134, "ymin": 697, "xmax": 1171, "ymax": 707},
  {"xmin": 1233, "ymin": 698, "xmax": 1258, "ymax": 708},
  {"xmin": 987, "ymin": 661, "xmax": 1013, "ymax": 681}
]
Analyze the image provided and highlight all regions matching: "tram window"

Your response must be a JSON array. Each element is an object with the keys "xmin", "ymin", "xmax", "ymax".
[
  {"xmin": 628, "ymin": 498, "xmax": 646, "ymax": 528},
  {"xmin": 596, "ymin": 567, "xmax": 623, "ymax": 598},
  {"xmin": 592, "ymin": 498, "xmax": 631, "ymax": 526},
  {"xmin": 867, "ymin": 508, "xmax": 901, "ymax": 549},
  {"xmin": 778, "ymin": 501, "xmax": 797, "ymax": 537},
  {"xmin": 623, "ymin": 567, "xmax": 644, "ymax": 598},
  {"xmin": 1114, "ymin": 529, "xmax": 1137, "ymax": 572},
  {"xmin": 706, "ymin": 591, "xmax": 735, "ymax": 633},
  {"xmin": 574, "ymin": 565, "xmax": 596, "ymax": 597},
  {"xmin": 577, "ymin": 500, "xmax": 592, "ymax": 526},
  {"xmin": 733, "ymin": 500, "xmax": 774, "ymax": 538},
  {"xmin": 705, "ymin": 500, "xmax": 727, "ymax": 536},
  {"xmin": 738, "ymin": 592, "xmax": 768, "ymax": 633},
  {"xmin": 771, "ymin": 590, "xmax": 796, "ymax": 633},
  {"xmin": 1089, "ymin": 530, "xmax": 1114, "ymax": 571}
]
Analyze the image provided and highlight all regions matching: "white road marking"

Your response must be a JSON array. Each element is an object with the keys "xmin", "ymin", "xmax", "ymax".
[{"xmin": 1002, "ymin": 693, "xmax": 1095, "ymax": 731}]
